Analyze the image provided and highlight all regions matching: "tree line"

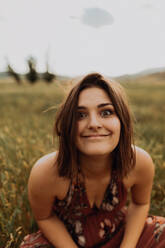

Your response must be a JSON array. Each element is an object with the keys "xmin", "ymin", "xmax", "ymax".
[{"xmin": 7, "ymin": 56, "xmax": 55, "ymax": 85}]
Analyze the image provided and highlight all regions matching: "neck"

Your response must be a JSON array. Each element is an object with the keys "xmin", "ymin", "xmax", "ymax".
[{"xmin": 79, "ymin": 153, "xmax": 113, "ymax": 179}]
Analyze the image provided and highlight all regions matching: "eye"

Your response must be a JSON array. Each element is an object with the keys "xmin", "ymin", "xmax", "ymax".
[
  {"xmin": 77, "ymin": 112, "xmax": 88, "ymax": 120},
  {"xmin": 100, "ymin": 109, "xmax": 113, "ymax": 118}
]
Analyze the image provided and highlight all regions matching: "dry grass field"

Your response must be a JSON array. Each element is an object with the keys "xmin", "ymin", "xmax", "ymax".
[{"xmin": 0, "ymin": 75, "xmax": 165, "ymax": 247}]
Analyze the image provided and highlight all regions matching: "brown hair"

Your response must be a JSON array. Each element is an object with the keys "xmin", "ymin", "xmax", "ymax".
[{"xmin": 54, "ymin": 73, "xmax": 136, "ymax": 179}]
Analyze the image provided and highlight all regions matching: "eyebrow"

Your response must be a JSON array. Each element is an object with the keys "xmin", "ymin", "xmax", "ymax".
[{"xmin": 77, "ymin": 103, "xmax": 113, "ymax": 110}]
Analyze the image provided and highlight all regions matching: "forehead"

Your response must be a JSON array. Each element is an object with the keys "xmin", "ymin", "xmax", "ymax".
[{"xmin": 78, "ymin": 87, "xmax": 111, "ymax": 106}]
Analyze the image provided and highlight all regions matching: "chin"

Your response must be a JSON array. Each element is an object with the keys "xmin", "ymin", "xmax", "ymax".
[
  {"xmin": 80, "ymin": 147, "xmax": 114, "ymax": 157},
  {"xmin": 77, "ymin": 142, "xmax": 118, "ymax": 157}
]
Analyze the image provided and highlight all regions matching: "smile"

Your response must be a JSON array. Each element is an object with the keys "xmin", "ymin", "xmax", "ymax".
[{"xmin": 82, "ymin": 134, "xmax": 111, "ymax": 138}]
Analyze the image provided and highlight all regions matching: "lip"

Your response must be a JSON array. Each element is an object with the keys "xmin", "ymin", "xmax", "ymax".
[{"xmin": 82, "ymin": 134, "xmax": 111, "ymax": 138}]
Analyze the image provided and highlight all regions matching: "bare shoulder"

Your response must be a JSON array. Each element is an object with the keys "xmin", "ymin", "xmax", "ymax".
[
  {"xmin": 28, "ymin": 151, "xmax": 69, "ymax": 199},
  {"xmin": 28, "ymin": 152, "xmax": 58, "ymax": 195},
  {"xmin": 30, "ymin": 151, "xmax": 58, "ymax": 181},
  {"xmin": 124, "ymin": 146, "xmax": 155, "ymax": 189},
  {"xmin": 33, "ymin": 151, "xmax": 58, "ymax": 169},
  {"xmin": 134, "ymin": 146, "xmax": 155, "ymax": 171},
  {"xmin": 133, "ymin": 146, "xmax": 155, "ymax": 182},
  {"xmin": 28, "ymin": 152, "xmax": 71, "ymax": 220}
]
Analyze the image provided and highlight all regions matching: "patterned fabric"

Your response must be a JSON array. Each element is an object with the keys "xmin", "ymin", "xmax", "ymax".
[
  {"xmin": 19, "ymin": 231, "xmax": 53, "ymax": 248},
  {"xmin": 20, "ymin": 171, "xmax": 165, "ymax": 248}
]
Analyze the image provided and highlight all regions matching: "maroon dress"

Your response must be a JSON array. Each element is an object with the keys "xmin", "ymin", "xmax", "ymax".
[{"xmin": 20, "ymin": 171, "xmax": 165, "ymax": 248}]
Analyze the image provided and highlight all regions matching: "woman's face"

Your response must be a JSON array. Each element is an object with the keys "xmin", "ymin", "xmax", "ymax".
[{"xmin": 76, "ymin": 87, "xmax": 121, "ymax": 157}]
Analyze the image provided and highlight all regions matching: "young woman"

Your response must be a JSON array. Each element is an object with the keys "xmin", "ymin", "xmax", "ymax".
[{"xmin": 20, "ymin": 73, "xmax": 165, "ymax": 248}]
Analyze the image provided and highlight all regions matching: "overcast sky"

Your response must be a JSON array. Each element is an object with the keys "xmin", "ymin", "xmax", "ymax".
[{"xmin": 0, "ymin": 0, "xmax": 165, "ymax": 77}]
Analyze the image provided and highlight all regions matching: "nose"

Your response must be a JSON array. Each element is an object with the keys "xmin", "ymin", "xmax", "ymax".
[{"xmin": 87, "ymin": 113, "xmax": 102, "ymax": 130}]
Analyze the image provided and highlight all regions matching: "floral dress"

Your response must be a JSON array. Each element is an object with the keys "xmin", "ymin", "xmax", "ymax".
[{"xmin": 20, "ymin": 171, "xmax": 165, "ymax": 248}]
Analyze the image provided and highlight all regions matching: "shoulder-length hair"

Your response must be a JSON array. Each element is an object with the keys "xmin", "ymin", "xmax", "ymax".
[{"xmin": 54, "ymin": 73, "xmax": 136, "ymax": 179}]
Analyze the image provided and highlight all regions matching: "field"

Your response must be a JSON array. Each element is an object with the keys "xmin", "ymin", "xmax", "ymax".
[{"xmin": 0, "ymin": 77, "xmax": 165, "ymax": 247}]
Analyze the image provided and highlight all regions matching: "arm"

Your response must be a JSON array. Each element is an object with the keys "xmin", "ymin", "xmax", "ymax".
[
  {"xmin": 28, "ymin": 153, "xmax": 78, "ymax": 248},
  {"xmin": 120, "ymin": 148, "xmax": 155, "ymax": 248},
  {"xmin": 37, "ymin": 216, "xmax": 78, "ymax": 248}
]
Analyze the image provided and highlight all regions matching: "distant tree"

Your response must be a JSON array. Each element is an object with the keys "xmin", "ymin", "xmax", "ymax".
[
  {"xmin": 26, "ymin": 56, "xmax": 38, "ymax": 84},
  {"xmin": 7, "ymin": 64, "xmax": 22, "ymax": 85},
  {"xmin": 42, "ymin": 61, "xmax": 55, "ymax": 83}
]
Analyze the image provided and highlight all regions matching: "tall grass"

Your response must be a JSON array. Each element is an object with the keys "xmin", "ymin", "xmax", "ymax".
[{"xmin": 0, "ymin": 79, "xmax": 165, "ymax": 247}]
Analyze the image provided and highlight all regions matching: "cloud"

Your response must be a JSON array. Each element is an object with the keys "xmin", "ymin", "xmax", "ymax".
[{"xmin": 78, "ymin": 7, "xmax": 114, "ymax": 28}]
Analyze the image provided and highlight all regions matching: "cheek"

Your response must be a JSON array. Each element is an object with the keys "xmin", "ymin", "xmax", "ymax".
[
  {"xmin": 77, "ymin": 121, "xmax": 85, "ymax": 135},
  {"xmin": 76, "ymin": 122, "xmax": 84, "ymax": 146},
  {"xmin": 115, "ymin": 119, "xmax": 121, "ymax": 132},
  {"xmin": 107, "ymin": 118, "xmax": 121, "ymax": 132}
]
